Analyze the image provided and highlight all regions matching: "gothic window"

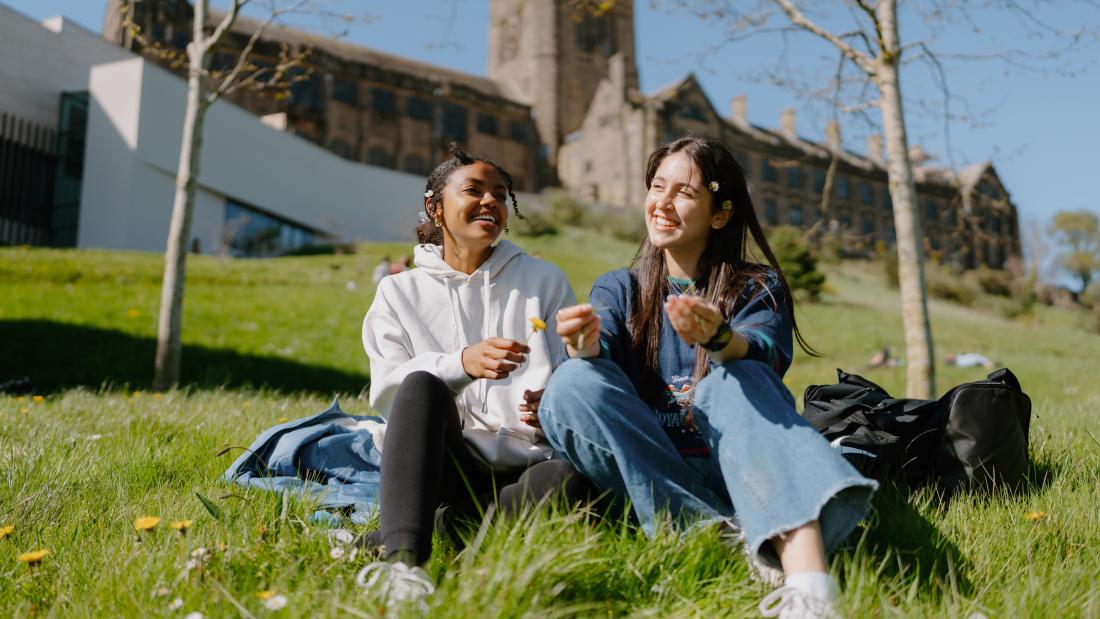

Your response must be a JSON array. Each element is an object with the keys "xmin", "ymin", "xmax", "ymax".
[
  {"xmin": 860, "ymin": 183, "xmax": 874, "ymax": 205},
  {"xmin": 813, "ymin": 169, "xmax": 826, "ymax": 193},
  {"xmin": 333, "ymin": 79, "xmax": 358, "ymax": 105},
  {"xmin": 762, "ymin": 159, "xmax": 777, "ymax": 183},
  {"xmin": 788, "ymin": 203, "xmax": 804, "ymax": 226},
  {"xmin": 508, "ymin": 120, "xmax": 529, "ymax": 143},
  {"xmin": 835, "ymin": 175, "xmax": 850, "ymax": 200},
  {"xmin": 403, "ymin": 154, "xmax": 430, "ymax": 176},
  {"xmin": 575, "ymin": 14, "xmax": 615, "ymax": 56},
  {"xmin": 289, "ymin": 71, "xmax": 320, "ymax": 110},
  {"xmin": 676, "ymin": 103, "xmax": 706, "ymax": 122},
  {"xmin": 371, "ymin": 88, "xmax": 397, "ymax": 115},
  {"xmin": 443, "ymin": 104, "xmax": 469, "ymax": 142},
  {"xmin": 368, "ymin": 147, "xmax": 394, "ymax": 168},
  {"xmin": 787, "ymin": 167, "xmax": 803, "ymax": 189},
  {"xmin": 924, "ymin": 199, "xmax": 938, "ymax": 222},
  {"xmin": 764, "ymin": 198, "xmax": 778, "ymax": 224},
  {"xmin": 328, "ymin": 138, "xmax": 354, "ymax": 160},
  {"xmin": 476, "ymin": 113, "xmax": 499, "ymax": 136},
  {"xmin": 406, "ymin": 97, "xmax": 433, "ymax": 121}
]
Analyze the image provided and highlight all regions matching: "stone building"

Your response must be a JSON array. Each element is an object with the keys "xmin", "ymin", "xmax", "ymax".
[
  {"xmin": 559, "ymin": 67, "xmax": 1022, "ymax": 268},
  {"xmin": 101, "ymin": 0, "xmax": 1020, "ymax": 268}
]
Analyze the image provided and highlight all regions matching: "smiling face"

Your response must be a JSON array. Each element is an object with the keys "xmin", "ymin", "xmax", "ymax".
[
  {"xmin": 433, "ymin": 161, "xmax": 508, "ymax": 252},
  {"xmin": 644, "ymin": 151, "xmax": 730, "ymax": 254}
]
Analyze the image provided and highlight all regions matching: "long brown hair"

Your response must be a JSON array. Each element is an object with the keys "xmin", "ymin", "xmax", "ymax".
[{"xmin": 629, "ymin": 135, "xmax": 818, "ymax": 409}]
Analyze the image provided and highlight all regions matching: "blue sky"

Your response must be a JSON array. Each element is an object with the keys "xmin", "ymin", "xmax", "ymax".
[{"xmin": 7, "ymin": 0, "xmax": 1099, "ymax": 228}]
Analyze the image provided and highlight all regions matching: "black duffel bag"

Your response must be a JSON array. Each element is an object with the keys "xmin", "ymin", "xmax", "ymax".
[{"xmin": 802, "ymin": 368, "xmax": 1032, "ymax": 495}]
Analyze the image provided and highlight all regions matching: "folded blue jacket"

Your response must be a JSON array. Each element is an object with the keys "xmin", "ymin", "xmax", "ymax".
[{"xmin": 223, "ymin": 400, "xmax": 384, "ymax": 522}]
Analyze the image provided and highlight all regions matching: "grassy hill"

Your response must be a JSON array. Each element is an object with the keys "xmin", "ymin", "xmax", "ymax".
[{"xmin": 1, "ymin": 238, "xmax": 1098, "ymax": 617}]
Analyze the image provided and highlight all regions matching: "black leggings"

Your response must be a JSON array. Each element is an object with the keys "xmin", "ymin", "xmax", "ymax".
[{"xmin": 379, "ymin": 371, "xmax": 593, "ymax": 565}]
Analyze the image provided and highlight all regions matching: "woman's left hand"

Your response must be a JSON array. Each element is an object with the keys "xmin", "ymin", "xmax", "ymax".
[
  {"xmin": 519, "ymin": 388, "xmax": 544, "ymax": 427},
  {"xmin": 665, "ymin": 295, "xmax": 723, "ymax": 346}
]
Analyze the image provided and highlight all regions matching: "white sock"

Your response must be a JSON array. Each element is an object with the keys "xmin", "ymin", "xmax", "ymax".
[{"xmin": 784, "ymin": 571, "xmax": 836, "ymax": 602}]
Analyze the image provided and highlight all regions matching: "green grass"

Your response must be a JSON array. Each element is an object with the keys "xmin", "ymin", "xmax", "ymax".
[{"xmin": 1, "ymin": 238, "xmax": 1099, "ymax": 617}]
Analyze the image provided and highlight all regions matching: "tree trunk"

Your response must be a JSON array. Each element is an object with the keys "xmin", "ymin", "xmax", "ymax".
[
  {"xmin": 153, "ymin": 6, "xmax": 210, "ymax": 391},
  {"xmin": 876, "ymin": 0, "xmax": 936, "ymax": 398}
]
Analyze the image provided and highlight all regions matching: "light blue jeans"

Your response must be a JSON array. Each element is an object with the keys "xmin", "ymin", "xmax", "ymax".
[{"xmin": 540, "ymin": 358, "xmax": 877, "ymax": 568}]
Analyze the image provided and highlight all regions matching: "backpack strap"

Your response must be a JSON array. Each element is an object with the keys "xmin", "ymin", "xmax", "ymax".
[{"xmin": 985, "ymin": 367, "xmax": 1021, "ymax": 391}]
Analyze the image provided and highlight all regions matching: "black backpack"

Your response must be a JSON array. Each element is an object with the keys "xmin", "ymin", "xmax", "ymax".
[{"xmin": 802, "ymin": 368, "xmax": 1032, "ymax": 495}]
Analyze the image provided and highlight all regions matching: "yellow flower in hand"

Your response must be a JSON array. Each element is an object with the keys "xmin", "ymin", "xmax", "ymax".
[{"xmin": 529, "ymin": 317, "xmax": 547, "ymax": 332}]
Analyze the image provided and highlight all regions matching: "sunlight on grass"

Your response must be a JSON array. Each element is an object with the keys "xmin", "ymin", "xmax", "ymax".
[{"xmin": 1, "ymin": 243, "xmax": 1099, "ymax": 616}]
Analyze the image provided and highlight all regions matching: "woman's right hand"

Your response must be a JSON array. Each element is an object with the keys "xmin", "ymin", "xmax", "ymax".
[
  {"xmin": 462, "ymin": 338, "xmax": 530, "ymax": 380},
  {"xmin": 556, "ymin": 304, "xmax": 601, "ymax": 358}
]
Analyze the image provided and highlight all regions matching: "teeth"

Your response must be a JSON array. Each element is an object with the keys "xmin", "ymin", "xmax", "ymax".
[
  {"xmin": 655, "ymin": 216, "xmax": 678, "ymax": 228},
  {"xmin": 472, "ymin": 215, "xmax": 496, "ymax": 224}
]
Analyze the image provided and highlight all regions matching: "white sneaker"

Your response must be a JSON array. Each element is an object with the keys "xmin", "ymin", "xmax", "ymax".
[
  {"xmin": 758, "ymin": 586, "xmax": 839, "ymax": 619},
  {"xmin": 356, "ymin": 561, "xmax": 435, "ymax": 609}
]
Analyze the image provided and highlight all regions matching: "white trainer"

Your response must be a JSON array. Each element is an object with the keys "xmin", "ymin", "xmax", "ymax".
[
  {"xmin": 758, "ymin": 586, "xmax": 840, "ymax": 619},
  {"xmin": 356, "ymin": 561, "xmax": 435, "ymax": 609}
]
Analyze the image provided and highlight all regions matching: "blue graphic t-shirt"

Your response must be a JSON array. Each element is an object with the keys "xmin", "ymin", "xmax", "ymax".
[{"xmin": 589, "ymin": 267, "xmax": 794, "ymax": 458}]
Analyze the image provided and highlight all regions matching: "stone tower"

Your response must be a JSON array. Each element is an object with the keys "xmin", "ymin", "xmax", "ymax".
[{"xmin": 488, "ymin": 0, "xmax": 639, "ymax": 170}]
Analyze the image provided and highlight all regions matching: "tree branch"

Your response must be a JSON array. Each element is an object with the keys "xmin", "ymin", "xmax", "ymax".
[{"xmin": 769, "ymin": 0, "xmax": 877, "ymax": 74}]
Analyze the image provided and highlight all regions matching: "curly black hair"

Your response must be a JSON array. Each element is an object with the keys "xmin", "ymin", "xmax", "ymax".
[{"xmin": 415, "ymin": 143, "xmax": 525, "ymax": 245}]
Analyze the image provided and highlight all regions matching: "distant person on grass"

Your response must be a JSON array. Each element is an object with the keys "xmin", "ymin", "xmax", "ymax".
[
  {"xmin": 542, "ymin": 136, "xmax": 878, "ymax": 619},
  {"xmin": 359, "ymin": 144, "xmax": 590, "ymax": 606}
]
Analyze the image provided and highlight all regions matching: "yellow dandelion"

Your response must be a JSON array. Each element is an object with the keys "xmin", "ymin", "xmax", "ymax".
[
  {"xmin": 0, "ymin": 525, "xmax": 13, "ymax": 540},
  {"xmin": 132, "ymin": 390, "xmax": 143, "ymax": 398},
  {"xmin": 278, "ymin": 416, "xmax": 289, "ymax": 423},
  {"xmin": 528, "ymin": 317, "xmax": 547, "ymax": 332},
  {"xmin": 255, "ymin": 590, "xmax": 276, "ymax": 601},
  {"xmin": 20, "ymin": 407, "xmax": 30, "ymax": 414},
  {"xmin": 126, "ymin": 309, "xmax": 141, "ymax": 318},
  {"xmin": 1024, "ymin": 511, "xmax": 1047, "ymax": 522},
  {"xmin": 15, "ymin": 396, "xmax": 26, "ymax": 402},
  {"xmin": 32, "ymin": 395, "xmax": 44, "ymax": 403},
  {"xmin": 170, "ymin": 520, "xmax": 192, "ymax": 533},
  {"xmin": 153, "ymin": 393, "xmax": 163, "ymax": 400},
  {"xmin": 134, "ymin": 516, "xmax": 161, "ymax": 531},
  {"xmin": 18, "ymin": 549, "xmax": 49, "ymax": 565}
]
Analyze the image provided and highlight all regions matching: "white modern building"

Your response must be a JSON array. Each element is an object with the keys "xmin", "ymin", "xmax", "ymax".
[{"xmin": 1, "ymin": 3, "xmax": 422, "ymax": 254}]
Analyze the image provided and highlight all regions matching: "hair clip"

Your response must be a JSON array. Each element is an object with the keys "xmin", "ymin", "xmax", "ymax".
[
  {"xmin": 424, "ymin": 189, "xmax": 434, "ymax": 198},
  {"xmin": 417, "ymin": 212, "xmax": 429, "ymax": 224},
  {"xmin": 708, "ymin": 181, "xmax": 720, "ymax": 192},
  {"xmin": 721, "ymin": 200, "xmax": 733, "ymax": 211}
]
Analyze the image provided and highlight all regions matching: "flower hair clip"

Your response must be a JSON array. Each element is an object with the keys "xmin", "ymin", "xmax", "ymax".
[
  {"xmin": 721, "ymin": 200, "xmax": 733, "ymax": 211},
  {"xmin": 708, "ymin": 181, "xmax": 720, "ymax": 192},
  {"xmin": 424, "ymin": 189, "xmax": 434, "ymax": 199}
]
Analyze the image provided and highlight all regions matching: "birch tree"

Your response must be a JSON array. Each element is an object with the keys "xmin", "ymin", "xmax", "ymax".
[
  {"xmin": 679, "ymin": 0, "xmax": 1097, "ymax": 398},
  {"xmin": 149, "ymin": 0, "xmax": 315, "ymax": 390}
]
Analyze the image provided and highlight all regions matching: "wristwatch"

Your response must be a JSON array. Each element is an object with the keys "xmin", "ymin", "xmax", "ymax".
[{"xmin": 703, "ymin": 322, "xmax": 733, "ymax": 352}]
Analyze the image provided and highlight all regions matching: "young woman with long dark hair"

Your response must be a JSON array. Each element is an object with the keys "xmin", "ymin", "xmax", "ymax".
[
  {"xmin": 359, "ymin": 144, "xmax": 589, "ymax": 606},
  {"xmin": 539, "ymin": 136, "xmax": 877, "ymax": 618}
]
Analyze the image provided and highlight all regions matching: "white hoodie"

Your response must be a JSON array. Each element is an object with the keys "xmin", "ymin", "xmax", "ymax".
[{"xmin": 363, "ymin": 240, "xmax": 576, "ymax": 471}]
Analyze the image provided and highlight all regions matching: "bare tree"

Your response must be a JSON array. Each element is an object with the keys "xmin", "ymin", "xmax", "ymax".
[
  {"xmin": 676, "ymin": 0, "xmax": 1097, "ymax": 398},
  {"xmin": 147, "ymin": 0, "xmax": 316, "ymax": 391}
]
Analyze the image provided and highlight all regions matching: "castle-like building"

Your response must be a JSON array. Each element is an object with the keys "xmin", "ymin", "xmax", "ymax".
[{"xmin": 103, "ymin": 0, "xmax": 1021, "ymax": 268}]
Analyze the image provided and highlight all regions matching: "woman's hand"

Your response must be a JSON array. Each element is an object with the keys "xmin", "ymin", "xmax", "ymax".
[
  {"xmin": 462, "ymin": 338, "xmax": 529, "ymax": 380},
  {"xmin": 664, "ymin": 295, "xmax": 723, "ymax": 346},
  {"xmin": 518, "ymin": 388, "xmax": 543, "ymax": 427},
  {"xmin": 556, "ymin": 304, "xmax": 601, "ymax": 358}
]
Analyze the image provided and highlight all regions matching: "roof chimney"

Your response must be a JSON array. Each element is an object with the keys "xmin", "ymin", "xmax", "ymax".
[
  {"xmin": 731, "ymin": 94, "xmax": 747, "ymax": 124},
  {"xmin": 867, "ymin": 133, "xmax": 883, "ymax": 163},
  {"xmin": 909, "ymin": 145, "xmax": 931, "ymax": 166},
  {"xmin": 825, "ymin": 121, "xmax": 841, "ymax": 151},
  {"xmin": 780, "ymin": 108, "xmax": 796, "ymax": 137}
]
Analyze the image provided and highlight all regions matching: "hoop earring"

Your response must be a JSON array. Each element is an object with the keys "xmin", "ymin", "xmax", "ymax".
[{"xmin": 504, "ymin": 224, "xmax": 510, "ymax": 235}]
